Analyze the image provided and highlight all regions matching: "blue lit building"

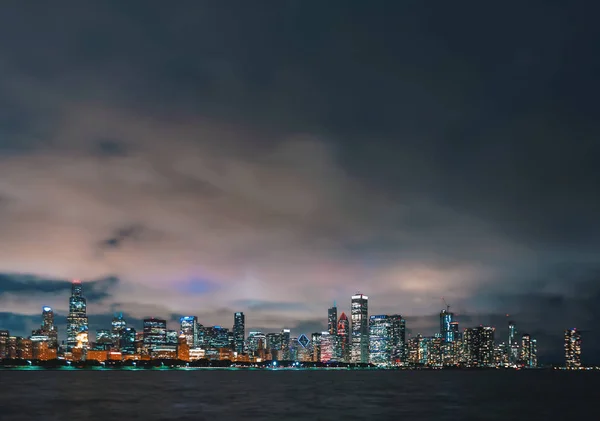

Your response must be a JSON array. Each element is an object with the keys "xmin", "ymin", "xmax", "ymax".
[
  {"xmin": 440, "ymin": 309, "xmax": 454, "ymax": 342},
  {"xmin": 120, "ymin": 327, "xmax": 136, "ymax": 354},
  {"xmin": 180, "ymin": 316, "xmax": 198, "ymax": 347},
  {"xmin": 143, "ymin": 318, "xmax": 167, "ymax": 351},
  {"xmin": 369, "ymin": 315, "xmax": 391, "ymax": 365}
]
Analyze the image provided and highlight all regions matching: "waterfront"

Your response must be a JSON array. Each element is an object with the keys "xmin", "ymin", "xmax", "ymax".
[{"xmin": 0, "ymin": 370, "xmax": 596, "ymax": 420}]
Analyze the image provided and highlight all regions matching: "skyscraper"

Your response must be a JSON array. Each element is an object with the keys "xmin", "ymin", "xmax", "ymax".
[
  {"xmin": 464, "ymin": 326, "xmax": 495, "ymax": 367},
  {"xmin": 41, "ymin": 306, "xmax": 58, "ymax": 348},
  {"xmin": 143, "ymin": 318, "xmax": 167, "ymax": 351},
  {"xmin": 564, "ymin": 328, "xmax": 582, "ymax": 368},
  {"xmin": 111, "ymin": 313, "xmax": 126, "ymax": 347},
  {"xmin": 508, "ymin": 320, "xmax": 519, "ymax": 364},
  {"xmin": 440, "ymin": 309, "xmax": 454, "ymax": 342},
  {"xmin": 337, "ymin": 312, "xmax": 350, "ymax": 362},
  {"xmin": 180, "ymin": 316, "xmax": 198, "ymax": 347},
  {"xmin": 120, "ymin": 327, "xmax": 136, "ymax": 354},
  {"xmin": 328, "ymin": 305, "xmax": 338, "ymax": 335},
  {"xmin": 369, "ymin": 315, "xmax": 391, "ymax": 365},
  {"xmin": 389, "ymin": 314, "xmax": 406, "ymax": 364},
  {"xmin": 520, "ymin": 333, "xmax": 538, "ymax": 368},
  {"xmin": 233, "ymin": 312, "xmax": 245, "ymax": 354},
  {"xmin": 0, "ymin": 330, "xmax": 8, "ymax": 358},
  {"xmin": 320, "ymin": 332, "xmax": 334, "ymax": 362},
  {"xmin": 281, "ymin": 328, "xmax": 291, "ymax": 360},
  {"xmin": 351, "ymin": 293, "xmax": 369, "ymax": 363},
  {"xmin": 67, "ymin": 280, "xmax": 88, "ymax": 351}
]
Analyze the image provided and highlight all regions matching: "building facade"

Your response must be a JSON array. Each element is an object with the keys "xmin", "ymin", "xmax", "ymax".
[
  {"xmin": 66, "ymin": 280, "xmax": 88, "ymax": 351},
  {"xmin": 233, "ymin": 312, "xmax": 245, "ymax": 354},
  {"xmin": 564, "ymin": 328, "xmax": 582, "ymax": 368},
  {"xmin": 351, "ymin": 293, "xmax": 369, "ymax": 363}
]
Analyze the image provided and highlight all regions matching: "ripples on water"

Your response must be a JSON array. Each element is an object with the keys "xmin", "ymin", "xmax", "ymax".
[{"xmin": 0, "ymin": 370, "xmax": 596, "ymax": 420}]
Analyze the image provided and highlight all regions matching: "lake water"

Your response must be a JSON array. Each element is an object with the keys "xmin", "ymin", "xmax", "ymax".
[{"xmin": 0, "ymin": 370, "xmax": 596, "ymax": 420}]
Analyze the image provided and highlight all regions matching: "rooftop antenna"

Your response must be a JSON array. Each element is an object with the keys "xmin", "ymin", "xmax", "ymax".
[{"xmin": 442, "ymin": 297, "xmax": 450, "ymax": 313}]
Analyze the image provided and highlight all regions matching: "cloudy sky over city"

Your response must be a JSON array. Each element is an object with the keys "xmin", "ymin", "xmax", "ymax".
[{"xmin": 0, "ymin": 1, "xmax": 598, "ymax": 362}]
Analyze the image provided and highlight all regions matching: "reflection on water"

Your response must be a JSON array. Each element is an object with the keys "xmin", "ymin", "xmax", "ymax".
[{"xmin": 0, "ymin": 370, "xmax": 596, "ymax": 421}]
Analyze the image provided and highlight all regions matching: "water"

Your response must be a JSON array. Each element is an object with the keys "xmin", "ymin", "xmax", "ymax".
[{"xmin": 0, "ymin": 370, "xmax": 596, "ymax": 420}]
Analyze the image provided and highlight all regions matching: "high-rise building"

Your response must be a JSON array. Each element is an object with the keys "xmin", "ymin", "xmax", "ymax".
[
  {"xmin": 177, "ymin": 334, "xmax": 190, "ymax": 361},
  {"xmin": 320, "ymin": 332, "xmax": 334, "ymax": 362},
  {"xmin": 166, "ymin": 330, "xmax": 179, "ymax": 346},
  {"xmin": 564, "ymin": 328, "xmax": 582, "ymax": 368},
  {"xmin": 0, "ymin": 330, "xmax": 9, "ymax": 358},
  {"xmin": 281, "ymin": 329, "xmax": 291, "ymax": 360},
  {"xmin": 328, "ymin": 305, "xmax": 338, "ymax": 336},
  {"xmin": 180, "ymin": 316, "xmax": 198, "ymax": 348},
  {"xmin": 389, "ymin": 314, "xmax": 406, "ymax": 364},
  {"xmin": 337, "ymin": 312, "xmax": 350, "ymax": 362},
  {"xmin": 120, "ymin": 327, "xmax": 136, "ymax": 354},
  {"xmin": 233, "ymin": 312, "xmax": 245, "ymax": 354},
  {"xmin": 95, "ymin": 329, "xmax": 112, "ymax": 348},
  {"xmin": 67, "ymin": 280, "xmax": 88, "ymax": 351},
  {"xmin": 508, "ymin": 320, "xmax": 519, "ymax": 364},
  {"xmin": 440, "ymin": 309, "xmax": 454, "ymax": 342},
  {"xmin": 247, "ymin": 331, "xmax": 266, "ymax": 354},
  {"xmin": 41, "ymin": 306, "xmax": 58, "ymax": 349},
  {"xmin": 266, "ymin": 332, "xmax": 281, "ymax": 360},
  {"xmin": 520, "ymin": 333, "xmax": 538, "ymax": 368},
  {"xmin": 111, "ymin": 313, "xmax": 127, "ymax": 347},
  {"xmin": 464, "ymin": 326, "xmax": 495, "ymax": 367},
  {"xmin": 369, "ymin": 315, "xmax": 392, "ymax": 365},
  {"xmin": 207, "ymin": 326, "xmax": 230, "ymax": 349},
  {"xmin": 351, "ymin": 293, "xmax": 369, "ymax": 363},
  {"xmin": 143, "ymin": 318, "xmax": 167, "ymax": 351},
  {"xmin": 311, "ymin": 332, "xmax": 322, "ymax": 362}
]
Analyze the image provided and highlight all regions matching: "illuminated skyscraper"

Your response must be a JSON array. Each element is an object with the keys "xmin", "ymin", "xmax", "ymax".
[
  {"xmin": 67, "ymin": 280, "xmax": 88, "ymax": 351},
  {"xmin": 266, "ymin": 332, "xmax": 281, "ymax": 360},
  {"xmin": 281, "ymin": 328, "xmax": 291, "ymax": 360},
  {"xmin": 440, "ymin": 309, "xmax": 454, "ymax": 342},
  {"xmin": 143, "ymin": 318, "xmax": 167, "ymax": 351},
  {"xmin": 180, "ymin": 316, "xmax": 198, "ymax": 347},
  {"xmin": 389, "ymin": 314, "xmax": 406, "ymax": 364},
  {"xmin": 328, "ymin": 305, "xmax": 338, "ymax": 335},
  {"xmin": 120, "ymin": 327, "xmax": 136, "ymax": 354},
  {"xmin": 0, "ymin": 330, "xmax": 8, "ymax": 358},
  {"xmin": 337, "ymin": 312, "xmax": 350, "ymax": 362},
  {"xmin": 464, "ymin": 326, "xmax": 495, "ymax": 367},
  {"xmin": 233, "ymin": 312, "xmax": 245, "ymax": 354},
  {"xmin": 111, "ymin": 313, "xmax": 126, "ymax": 347},
  {"xmin": 520, "ymin": 333, "xmax": 538, "ymax": 368},
  {"xmin": 351, "ymin": 293, "xmax": 369, "ymax": 363},
  {"xmin": 369, "ymin": 315, "xmax": 391, "ymax": 365},
  {"xmin": 311, "ymin": 332, "xmax": 322, "ymax": 362},
  {"xmin": 320, "ymin": 332, "xmax": 334, "ymax": 362},
  {"xmin": 564, "ymin": 328, "xmax": 582, "ymax": 368},
  {"xmin": 508, "ymin": 320, "xmax": 519, "ymax": 364},
  {"xmin": 41, "ymin": 306, "xmax": 58, "ymax": 349}
]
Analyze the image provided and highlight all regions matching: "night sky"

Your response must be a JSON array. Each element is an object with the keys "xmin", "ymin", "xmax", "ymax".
[{"xmin": 1, "ymin": 1, "xmax": 599, "ymax": 364}]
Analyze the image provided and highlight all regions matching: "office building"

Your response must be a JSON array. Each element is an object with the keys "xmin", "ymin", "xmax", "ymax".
[
  {"xmin": 351, "ymin": 293, "xmax": 369, "ymax": 363},
  {"xmin": 41, "ymin": 306, "xmax": 58, "ymax": 348},
  {"xmin": 233, "ymin": 312, "xmax": 245, "ymax": 354},
  {"xmin": 328, "ymin": 305, "xmax": 338, "ymax": 335},
  {"xmin": 67, "ymin": 280, "xmax": 88, "ymax": 351},
  {"xmin": 520, "ymin": 334, "xmax": 537, "ymax": 368},
  {"xmin": 311, "ymin": 332, "xmax": 322, "ymax": 362},
  {"xmin": 389, "ymin": 314, "xmax": 406, "ymax": 364},
  {"xmin": 0, "ymin": 330, "xmax": 8, "ymax": 358},
  {"xmin": 564, "ymin": 328, "xmax": 582, "ymax": 368},
  {"xmin": 508, "ymin": 320, "xmax": 519, "ymax": 364},
  {"xmin": 440, "ymin": 309, "xmax": 454, "ymax": 342},
  {"xmin": 464, "ymin": 326, "xmax": 495, "ymax": 367},
  {"xmin": 120, "ymin": 327, "xmax": 136, "ymax": 354},
  {"xmin": 281, "ymin": 329, "xmax": 291, "ymax": 360},
  {"xmin": 143, "ymin": 318, "xmax": 167, "ymax": 351},
  {"xmin": 369, "ymin": 315, "xmax": 392, "ymax": 365},
  {"xmin": 180, "ymin": 316, "xmax": 198, "ymax": 348},
  {"xmin": 266, "ymin": 332, "xmax": 281, "ymax": 360},
  {"xmin": 111, "ymin": 313, "xmax": 127, "ymax": 347},
  {"xmin": 320, "ymin": 332, "xmax": 334, "ymax": 362},
  {"xmin": 337, "ymin": 312, "xmax": 350, "ymax": 362}
]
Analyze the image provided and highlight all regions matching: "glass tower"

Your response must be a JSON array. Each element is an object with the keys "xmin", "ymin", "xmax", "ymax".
[
  {"xmin": 67, "ymin": 280, "xmax": 88, "ymax": 351},
  {"xmin": 233, "ymin": 312, "xmax": 245, "ymax": 354},
  {"xmin": 440, "ymin": 309, "xmax": 454, "ymax": 342},
  {"xmin": 41, "ymin": 306, "xmax": 58, "ymax": 348},
  {"xmin": 369, "ymin": 315, "xmax": 391, "ymax": 365},
  {"xmin": 564, "ymin": 328, "xmax": 582, "ymax": 368},
  {"xmin": 143, "ymin": 318, "xmax": 167, "ymax": 351},
  {"xmin": 328, "ymin": 305, "xmax": 338, "ymax": 335},
  {"xmin": 111, "ymin": 313, "xmax": 127, "ymax": 347},
  {"xmin": 351, "ymin": 293, "xmax": 369, "ymax": 363},
  {"xmin": 389, "ymin": 314, "xmax": 406, "ymax": 364},
  {"xmin": 337, "ymin": 312, "xmax": 350, "ymax": 362},
  {"xmin": 180, "ymin": 316, "xmax": 198, "ymax": 347}
]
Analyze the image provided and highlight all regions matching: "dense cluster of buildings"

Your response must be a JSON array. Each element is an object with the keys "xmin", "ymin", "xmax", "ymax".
[{"xmin": 0, "ymin": 280, "xmax": 585, "ymax": 368}]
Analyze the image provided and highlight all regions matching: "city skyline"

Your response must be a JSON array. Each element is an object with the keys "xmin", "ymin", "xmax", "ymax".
[
  {"xmin": 0, "ymin": 279, "xmax": 585, "ymax": 366},
  {"xmin": 1, "ymin": 2, "xmax": 599, "ymax": 367}
]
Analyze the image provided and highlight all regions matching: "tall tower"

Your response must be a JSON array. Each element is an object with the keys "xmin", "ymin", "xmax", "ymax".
[
  {"xmin": 440, "ymin": 309, "xmax": 454, "ymax": 342},
  {"xmin": 389, "ymin": 314, "xmax": 406, "ymax": 364},
  {"xmin": 337, "ymin": 312, "xmax": 350, "ymax": 362},
  {"xmin": 66, "ymin": 279, "xmax": 88, "ymax": 351},
  {"xmin": 508, "ymin": 320, "xmax": 519, "ymax": 364},
  {"xmin": 351, "ymin": 293, "xmax": 369, "ymax": 363},
  {"xmin": 111, "ymin": 313, "xmax": 127, "ymax": 347},
  {"xmin": 564, "ymin": 328, "xmax": 582, "ymax": 368},
  {"xmin": 328, "ymin": 304, "xmax": 338, "ymax": 335},
  {"xmin": 281, "ymin": 328, "xmax": 291, "ymax": 360},
  {"xmin": 180, "ymin": 316, "xmax": 198, "ymax": 348},
  {"xmin": 41, "ymin": 306, "xmax": 58, "ymax": 348},
  {"xmin": 233, "ymin": 312, "xmax": 245, "ymax": 354}
]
